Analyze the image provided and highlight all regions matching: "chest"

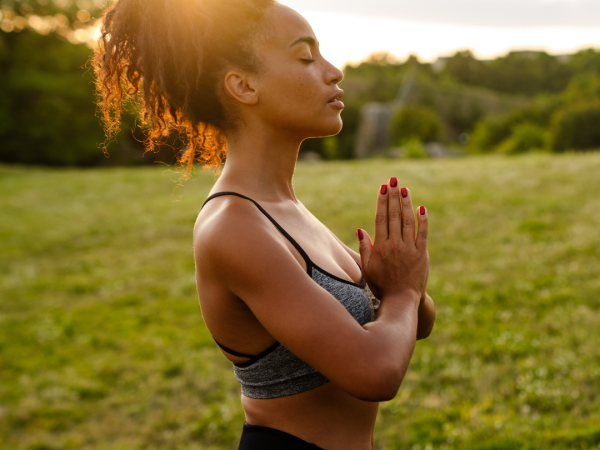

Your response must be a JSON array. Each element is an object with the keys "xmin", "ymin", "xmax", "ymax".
[{"xmin": 268, "ymin": 207, "xmax": 362, "ymax": 286}]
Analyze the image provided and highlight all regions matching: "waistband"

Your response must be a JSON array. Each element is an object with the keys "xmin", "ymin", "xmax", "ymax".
[{"xmin": 238, "ymin": 422, "xmax": 326, "ymax": 450}]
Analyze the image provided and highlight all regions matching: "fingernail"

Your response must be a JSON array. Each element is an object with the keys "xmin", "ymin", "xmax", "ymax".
[
  {"xmin": 390, "ymin": 177, "xmax": 398, "ymax": 188},
  {"xmin": 420, "ymin": 206, "xmax": 426, "ymax": 215},
  {"xmin": 357, "ymin": 229, "xmax": 364, "ymax": 241},
  {"xmin": 401, "ymin": 187, "xmax": 408, "ymax": 198},
  {"xmin": 380, "ymin": 184, "xmax": 388, "ymax": 195}
]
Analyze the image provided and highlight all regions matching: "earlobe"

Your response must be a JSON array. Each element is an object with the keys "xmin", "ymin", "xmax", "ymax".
[{"xmin": 224, "ymin": 71, "xmax": 259, "ymax": 106}]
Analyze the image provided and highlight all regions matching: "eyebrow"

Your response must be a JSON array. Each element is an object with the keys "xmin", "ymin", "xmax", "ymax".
[{"xmin": 289, "ymin": 36, "xmax": 319, "ymax": 49}]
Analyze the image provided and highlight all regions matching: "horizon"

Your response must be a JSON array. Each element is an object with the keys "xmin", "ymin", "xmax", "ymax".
[
  {"xmin": 284, "ymin": 1, "xmax": 600, "ymax": 68},
  {"xmin": 2, "ymin": 0, "xmax": 599, "ymax": 70},
  {"xmin": 303, "ymin": 11, "xmax": 600, "ymax": 69}
]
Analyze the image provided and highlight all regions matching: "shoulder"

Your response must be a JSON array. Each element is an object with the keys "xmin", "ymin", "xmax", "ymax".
[
  {"xmin": 194, "ymin": 194, "xmax": 261, "ymax": 245},
  {"xmin": 193, "ymin": 195, "xmax": 291, "ymax": 283},
  {"xmin": 195, "ymin": 194, "xmax": 265, "ymax": 257}
]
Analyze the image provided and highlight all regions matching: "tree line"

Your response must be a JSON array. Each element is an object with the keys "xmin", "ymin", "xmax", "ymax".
[{"xmin": 1, "ymin": 0, "xmax": 599, "ymax": 166}]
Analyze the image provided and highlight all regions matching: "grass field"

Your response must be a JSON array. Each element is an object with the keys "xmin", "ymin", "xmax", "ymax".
[{"xmin": 1, "ymin": 153, "xmax": 599, "ymax": 450}]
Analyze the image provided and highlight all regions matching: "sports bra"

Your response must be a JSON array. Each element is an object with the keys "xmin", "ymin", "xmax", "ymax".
[{"xmin": 199, "ymin": 191, "xmax": 378, "ymax": 399}]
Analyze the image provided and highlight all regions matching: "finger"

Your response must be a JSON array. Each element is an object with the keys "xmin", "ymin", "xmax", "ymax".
[
  {"xmin": 387, "ymin": 177, "xmax": 402, "ymax": 243},
  {"xmin": 374, "ymin": 184, "xmax": 389, "ymax": 243},
  {"xmin": 356, "ymin": 228, "xmax": 373, "ymax": 271},
  {"xmin": 416, "ymin": 205, "xmax": 428, "ymax": 251},
  {"xmin": 400, "ymin": 187, "xmax": 416, "ymax": 243}
]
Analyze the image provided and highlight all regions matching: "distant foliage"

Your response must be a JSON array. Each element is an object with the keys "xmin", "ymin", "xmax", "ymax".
[
  {"xmin": 470, "ymin": 103, "xmax": 559, "ymax": 153},
  {"xmin": 401, "ymin": 137, "xmax": 429, "ymax": 159},
  {"xmin": 442, "ymin": 50, "xmax": 486, "ymax": 86},
  {"xmin": 470, "ymin": 118, "xmax": 512, "ymax": 153},
  {"xmin": 440, "ymin": 49, "xmax": 595, "ymax": 96},
  {"xmin": 412, "ymin": 78, "xmax": 527, "ymax": 140},
  {"xmin": 3, "ymin": 12, "xmax": 600, "ymax": 165},
  {"xmin": 0, "ymin": 30, "xmax": 165, "ymax": 166},
  {"xmin": 563, "ymin": 73, "xmax": 600, "ymax": 104},
  {"xmin": 496, "ymin": 123, "xmax": 548, "ymax": 155},
  {"xmin": 389, "ymin": 105, "xmax": 442, "ymax": 145},
  {"xmin": 0, "ymin": 31, "xmax": 104, "ymax": 165},
  {"xmin": 549, "ymin": 101, "xmax": 600, "ymax": 152},
  {"xmin": 0, "ymin": 0, "xmax": 106, "ymax": 46}
]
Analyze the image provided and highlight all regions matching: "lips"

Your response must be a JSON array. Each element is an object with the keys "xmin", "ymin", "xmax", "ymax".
[{"xmin": 327, "ymin": 90, "xmax": 344, "ymax": 103}]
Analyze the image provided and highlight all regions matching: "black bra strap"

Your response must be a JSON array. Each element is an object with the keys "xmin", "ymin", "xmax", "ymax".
[
  {"xmin": 213, "ymin": 338, "xmax": 256, "ymax": 359},
  {"xmin": 203, "ymin": 191, "xmax": 363, "ymax": 366},
  {"xmin": 214, "ymin": 338, "xmax": 282, "ymax": 368},
  {"xmin": 233, "ymin": 341, "xmax": 281, "ymax": 368},
  {"xmin": 201, "ymin": 191, "xmax": 313, "ymax": 273}
]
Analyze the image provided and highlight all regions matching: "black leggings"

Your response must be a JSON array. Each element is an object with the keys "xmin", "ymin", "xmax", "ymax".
[{"xmin": 238, "ymin": 422, "xmax": 326, "ymax": 449}]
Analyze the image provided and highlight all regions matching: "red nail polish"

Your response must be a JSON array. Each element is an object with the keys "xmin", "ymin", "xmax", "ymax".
[
  {"xmin": 401, "ymin": 188, "xmax": 408, "ymax": 198},
  {"xmin": 357, "ymin": 229, "xmax": 364, "ymax": 241},
  {"xmin": 380, "ymin": 184, "xmax": 388, "ymax": 195},
  {"xmin": 390, "ymin": 177, "xmax": 398, "ymax": 188},
  {"xmin": 420, "ymin": 206, "xmax": 426, "ymax": 215}
]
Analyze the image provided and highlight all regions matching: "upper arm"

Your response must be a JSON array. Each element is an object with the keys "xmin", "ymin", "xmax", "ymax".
[{"xmin": 194, "ymin": 200, "xmax": 393, "ymax": 401}]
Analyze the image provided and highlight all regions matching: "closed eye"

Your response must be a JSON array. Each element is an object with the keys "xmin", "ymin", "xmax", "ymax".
[{"xmin": 301, "ymin": 58, "xmax": 316, "ymax": 63}]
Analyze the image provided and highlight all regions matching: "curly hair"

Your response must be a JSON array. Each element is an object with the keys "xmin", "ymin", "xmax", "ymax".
[{"xmin": 92, "ymin": 0, "xmax": 276, "ymax": 178}]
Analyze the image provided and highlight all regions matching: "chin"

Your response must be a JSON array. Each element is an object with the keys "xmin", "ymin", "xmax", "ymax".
[{"xmin": 308, "ymin": 116, "xmax": 343, "ymax": 138}]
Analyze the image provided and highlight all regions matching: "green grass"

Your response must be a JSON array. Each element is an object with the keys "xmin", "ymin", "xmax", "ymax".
[{"xmin": 1, "ymin": 153, "xmax": 599, "ymax": 450}]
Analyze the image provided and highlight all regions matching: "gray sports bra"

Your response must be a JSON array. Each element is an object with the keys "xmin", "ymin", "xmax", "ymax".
[{"xmin": 200, "ymin": 191, "xmax": 376, "ymax": 399}]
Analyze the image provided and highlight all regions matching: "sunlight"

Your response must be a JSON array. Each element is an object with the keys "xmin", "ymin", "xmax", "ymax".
[{"xmin": 301, "ymin": 10, "xmax": 600, "ymax": 67}]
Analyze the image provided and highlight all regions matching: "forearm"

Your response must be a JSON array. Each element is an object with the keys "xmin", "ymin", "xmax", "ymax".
[
  {"xmin": 416, "ymin": 293, "xmax": 436, "ymax": 340},
  {"xmin": 362, "ymin": 290, "xmax": 420, "ymax": 387}
]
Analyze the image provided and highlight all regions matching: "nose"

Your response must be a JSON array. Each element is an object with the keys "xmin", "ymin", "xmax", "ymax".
[{"xmin": 324, "ymin": 59, "xmax": 344, "ymax": 85}]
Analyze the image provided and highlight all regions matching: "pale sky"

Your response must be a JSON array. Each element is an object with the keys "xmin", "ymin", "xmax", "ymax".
[{"xmin": 280, "ymin": 0, "xmax": 600, "ymax": 67}]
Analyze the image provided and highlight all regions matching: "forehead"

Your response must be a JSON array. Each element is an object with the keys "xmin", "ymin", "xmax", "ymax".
[{"xmin": 262, "ymin": 4, "xmax": 317, "ymax": 50}]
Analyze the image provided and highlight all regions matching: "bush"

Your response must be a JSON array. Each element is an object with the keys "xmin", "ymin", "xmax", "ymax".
[
  {"xmin": 563, "ymin": 74, "xmax": 600, "ymax": 104},
  {"xmin": 549, "ymin": 101, "xmax": 600, "ymax": 152},
  {"xmin": 469, "ymin": 103, "xmax": 557, "ymax": 153},
  {"xmin": 0, "ymin": 31, "xmax": 173, "ymax": 166},
  {"xmin": 388, "ymin": 105, "xmax": 442, "ymax": 145},
  {"xmin": 402, "ymin": 137, "xmax": 430, "ymax": 159},
  {"xmin": 496, "ymin": 123, "xmax": 548, "ymax": 154},
  {"xmin": 470, "ymin": 118, "xmax": 511, "ymax": 153}
]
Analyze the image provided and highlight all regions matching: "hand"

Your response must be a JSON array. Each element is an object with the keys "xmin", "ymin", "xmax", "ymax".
[{"xmin": 356, "ymin": 177, "xmax": 429, "ymax": 304}]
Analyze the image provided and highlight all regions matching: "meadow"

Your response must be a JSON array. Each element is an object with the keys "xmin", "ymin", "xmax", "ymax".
[{"xmin": 1, "ymin": 153, "xmax": 599, "ymax": 450}]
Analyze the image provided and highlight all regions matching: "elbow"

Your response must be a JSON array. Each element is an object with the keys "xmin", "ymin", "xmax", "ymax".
[
  {"xmin": 416, "ymin": 323, "xmax": 434, "ymax": 340},
  {"xmin": 367, "ymin": 363, "xmax": 405, "ymax": 402},
  {"xmin": 417, "ymin": 306, "xmax": 436, "ymax": 340},
  {"xmin": 347, "ymin": 361, "xmax": 406, "ymax": 402}
]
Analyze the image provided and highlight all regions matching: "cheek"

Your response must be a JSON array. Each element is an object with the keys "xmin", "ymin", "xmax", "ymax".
[
  {"xmin": 256, "ymin": 62, "xmax": 342, "ymax": 137},
  {"xmin": 261, "ymin": 67, "xmax": 324, "ymax": 125}
]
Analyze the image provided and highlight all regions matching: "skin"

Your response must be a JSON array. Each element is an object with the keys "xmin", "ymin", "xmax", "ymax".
[{"xmin": 193, "ymin": 4, "xmax": 436, "ymax": 449}]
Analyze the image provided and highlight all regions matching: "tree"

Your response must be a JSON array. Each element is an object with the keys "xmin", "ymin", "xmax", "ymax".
[
  {"xmin": 441, "ymin": 50, "xmax": 486, "ymax": 86},
  {"xmin": 0, "ymin": 0, "xmax": 179, "ymax": 166},
  {"xmin": 388, "ymin": 106, "xmax": 443, "ymax": 145},
  {"xmin": 549, "ymin": 101, "xmax": 600, "ymax": 152},
  {"xmin": 0, "ymin": 0, "xmax": 105, "ymax": 45}
]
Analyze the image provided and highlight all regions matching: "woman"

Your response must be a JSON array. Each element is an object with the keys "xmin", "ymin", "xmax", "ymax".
[{"xmin": 93, "ymin": 0, "xmax": 435, "ymax": 448}]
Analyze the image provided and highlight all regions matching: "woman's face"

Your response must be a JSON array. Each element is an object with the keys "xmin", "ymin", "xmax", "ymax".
[{"xmin": 250, "ymin": 4, "xmax": 345, "ymax": 139}]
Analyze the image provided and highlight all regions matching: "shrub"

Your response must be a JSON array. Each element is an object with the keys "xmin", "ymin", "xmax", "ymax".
[
  {"xmin": 549, "ymin": 101, "xmax": 600, "ymax": 152},
  {"xmin": 389, "ymin": 106, "xmax": 443, "ymax": 145},
  {"xmin": 563, "ymin": 74, "xmax": 600, "ymax": 104},
  {"xmin": 496, "ymin": 123, "xmax": 548, "ymax": 154},
  {"xmin": 322, "ymin": 136, "xmax": 340, "ymax": 160},
  {"xmin": 469, "ymin": 103, "xmax": 557, "ymax": 153},
  {"xmin": 470, "ymin": 118, "xmax": 511, "ymax": 153},
  {"xmin": 401, "ymin": 137, "xmax": 429, "ymax": 159}
]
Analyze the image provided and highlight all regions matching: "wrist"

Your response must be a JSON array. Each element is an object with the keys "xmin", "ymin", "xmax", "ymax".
[{"xmin": 381, "ymin": 289, "xmax": 421, "ymax": 307}]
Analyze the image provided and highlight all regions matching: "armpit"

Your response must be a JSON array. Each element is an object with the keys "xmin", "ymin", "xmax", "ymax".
[{"xmin": 364, "ymin": 283, "xmax": 381, "ymax": 321}]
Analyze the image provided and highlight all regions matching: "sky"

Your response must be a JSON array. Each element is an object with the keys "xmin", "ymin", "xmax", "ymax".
[{"xmin": 281, "ymin": 0, "xmax": 600, "ymax": 67}]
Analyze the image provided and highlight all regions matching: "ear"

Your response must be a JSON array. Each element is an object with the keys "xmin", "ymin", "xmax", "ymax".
[{"xmin": 223, "ymin": 70, "xmax": 259, "ymax": 106}]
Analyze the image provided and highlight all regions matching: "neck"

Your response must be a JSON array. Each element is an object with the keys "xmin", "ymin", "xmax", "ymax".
[{"xmin": 214, "ymin": 124, "xmax": 304, "ymax": 204}]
